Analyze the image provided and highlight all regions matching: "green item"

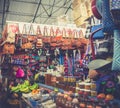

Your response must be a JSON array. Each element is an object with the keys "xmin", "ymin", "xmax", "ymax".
[
  {"xmin": 54, "ymin": 88, "xmax": 59, "ymax": 92},
  {"xmin": 11, "ymin": 86, "xmax": 19, "ymax": 92},
  {"xmin": 24, "ymin": 80, "xmax": 30, "ymax": 86},
  {"xmin": 20, "ymin": 87, "xmax": 30, "ymax": 93},
  {"xmin": 29, "ymin": 83, "xmax": 38, "ymax": 90},
  {"xmin": 50, "ymin": 65, "xmax": 55, "ymax": 69},
  {"xmin": 34, "ymin": 73, "xmax": 40, "ymax": 81}
]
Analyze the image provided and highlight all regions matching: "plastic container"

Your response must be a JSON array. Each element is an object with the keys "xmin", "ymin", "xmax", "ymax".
[
  {"xmin": 79, "ymin": 82, "xmax": 85, "ymax": 89},
  {"xmin": 85, "ymin": 83, "xmax": 91, "ymax": 90},
  {"xmin": 91, "ymin": 90, "xmax": 97, "ymax": 97}
]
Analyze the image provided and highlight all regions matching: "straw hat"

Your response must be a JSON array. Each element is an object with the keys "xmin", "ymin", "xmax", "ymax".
[{"xmin": 88, "ymin": 59, "xmax": 112, "ymax": 70}]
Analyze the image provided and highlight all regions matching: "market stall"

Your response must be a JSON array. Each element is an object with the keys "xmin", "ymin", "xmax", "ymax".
[{"xmin": 0, "ymin": 0, "xmax": 120, "ymax": 108}]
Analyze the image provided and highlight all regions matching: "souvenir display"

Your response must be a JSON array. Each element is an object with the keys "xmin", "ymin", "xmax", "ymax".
[{"xmin": 0, "ymin": 0, "xmax": 120, "ymax": 107}]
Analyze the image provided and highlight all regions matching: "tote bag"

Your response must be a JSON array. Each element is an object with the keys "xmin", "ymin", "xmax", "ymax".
[
  {"xmin": 110, "ymin": 0, "xmax": 120, "ymax": 28},
  {"xmin": 102, "ymin": 0, "xmax": 114, "ymax": 33}
]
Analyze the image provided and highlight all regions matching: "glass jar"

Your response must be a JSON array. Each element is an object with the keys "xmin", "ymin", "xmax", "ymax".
[
  {"xmin": 85, "ymin": 83, "xmax": 91, "ymax": 90},
  {"xmin": 79, "ymin": 82, "xmax": 85, "ymax": 89},
  {"xmin": 91, "ymin": 91, "xmax": 97, "ymax": 97},
  {"xmin": 91, "ymin": 81, "xmax": 96, "ymax": 91}
]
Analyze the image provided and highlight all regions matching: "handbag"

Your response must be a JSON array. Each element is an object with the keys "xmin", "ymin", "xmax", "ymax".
[
  {"xmin": 21, "ymin": 25, "xmax": 33, "ymax": 49},
  {"xmin": 21, "ymin": 42, "xmax": 32, "ymax": 49},
  {"xmin": 91, "ymin": 0, "xmax": 102, "ymax": 19},
  {"xmin": 110, "ymin": 0, "xmax": 120, "ymax": 28},
  {"xmin": 3, "ymin": 43, "xmax": 15, "ymax": 54},
  {"xmin": 27, "ymin": 24, "xmax": 36, "ymax": 42},
  {"xmin": 61, "ymin": 28, "xmax": 72, "ymax": 50},
  {"xmin": 36, "ymin": 25, "xmax": 43, "ymax": 48},
  {"xmin": 51, "ymin": 27, "xmax": 63, "ymax": 47},
  {"xmin": 42, "ymin": 26, "xmax": 51, "ymax": 43},
  {"xmin": 91, "ymin": 24, "xmax": 104, "ymax": 39},
  {"xmin": 102, "ymin": 0, "xmax": 114, "ymax": 33}
]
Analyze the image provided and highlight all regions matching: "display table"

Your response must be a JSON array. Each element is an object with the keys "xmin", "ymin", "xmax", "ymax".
[
  {"xmin": 38, "ymin": 83, "xmax": 64, "ymax": 93},
  {"xmin": 21, "ymin": 83, "xmax": 63, "ymax": 108},
  {"xmin": 21, "ymin": 97, "xmax": 33, "ymax": 108}
]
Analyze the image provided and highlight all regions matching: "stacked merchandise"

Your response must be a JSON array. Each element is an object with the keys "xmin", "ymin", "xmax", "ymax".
[
  {"xmin": 0, "ymin": 0, "xmax": 120, "ymax": 107},
  {"xmin": 83, "ymin": 0, "xmax": 120, "ymax": 106},
  {"xmin": 0, "ymin": 22, "xmax": 90, "ymax": 107}
]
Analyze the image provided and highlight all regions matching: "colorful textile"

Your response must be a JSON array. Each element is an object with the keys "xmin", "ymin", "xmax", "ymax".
[
  {"xmin": 112, "ymin": 29, "xmax": 120, "ymax": 71},
  {"xmin": 102, "ymin": 0, "xmax": 114, "ymax": 33}
]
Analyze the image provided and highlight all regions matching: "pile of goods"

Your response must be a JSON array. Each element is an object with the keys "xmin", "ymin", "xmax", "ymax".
[
  {"xmin": 9, "ymin": 80, "xmax": 39, "ymax": 93},
  {"xmin": 55, "ymin": 91, "xmax": 114, "ymax": 108}
]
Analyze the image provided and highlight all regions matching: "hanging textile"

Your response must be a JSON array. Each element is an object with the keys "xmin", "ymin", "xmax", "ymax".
[
  {"xmin": 112, "ymin": 29, "xmax": 120, "ymax": 71},
  {"xmin": 102, "ymin": 0, "xmax": 114, "ymax": 33},
  {"xmin": 110, "ymin": 0, "xmax": 120, "ymax": 28}
]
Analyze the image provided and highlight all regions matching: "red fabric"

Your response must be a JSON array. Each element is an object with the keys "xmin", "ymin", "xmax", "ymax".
[{"xmin": 91, "ymin": 0, "xmax": 102, "ymax": 19}]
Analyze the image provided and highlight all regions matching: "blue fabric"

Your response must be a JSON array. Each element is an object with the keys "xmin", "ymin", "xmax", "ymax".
[
  {"xmin": 102, "ymin": 0, "xmax": 114, "ymax": 33},
  {"xmin": 112, "ymin": 29, "xmax": 120, "ymax": 71},
  {"xmin": 96, "ymin": 0, "xmax": 103, "ymax": 16},
  {"xmin": 111, "ymin": 0, "xmax": 120, "ymax": 28},
  {"xmin": 111, "ymin": 0, "xmax": 120, "ymax": 9},
  {"xmin": 91, "ymin": 24, "xmax": 104, "ymax": 39}
]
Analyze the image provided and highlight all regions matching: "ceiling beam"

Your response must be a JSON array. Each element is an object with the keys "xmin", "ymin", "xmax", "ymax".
[
  {"xmin": 50, "ymin": 0, "xmax": 55, "ymax": 16},
  {"xmin": 4, "ymin": 0, "xmax": 10, "ymax": 25},
  {"xmin": 41, "ymin": 3, "xmax": 50, "ymax": 17},
  {"xmin": 32, "ymin": 0, "xmax": 42, "ymax": 23},
  {"xmin": 4, "ymin": 11, "xmax": 34, "ymax": 17},
  {"xmin": 43, "ymin": 0, "xmax": 71, "ymax": 24},
  {"xmin": 65, "ymin": 3, "xmax": 72, "ymax": 14},
  {"xmin": 0, "ymin": 10, "xmax": 57, "ymax": 19},
  {"xmin": 29, "ymin": 0, "xmax": 62, "ymax": 22},
  {"xmin": 6, "ymin": 0, "xmax": 10, "ymax": 12},
  {"xmin": 2, "ymin": 0, "xmax": 6, "ymax": 30},
  {"xmin": 11, "ymin": 0, "xmax": 69, "ymax": 9}
]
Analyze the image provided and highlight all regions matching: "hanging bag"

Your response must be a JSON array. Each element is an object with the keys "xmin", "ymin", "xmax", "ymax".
[
  {"xmin": 36, "ymin": 25, "xmax": 43, "ymax": 48},
  {"xmin": 3, "ymin": 43, "xmax": 15, "ymax": 54},
  {"xmin": 91, "ymin": 0, "xmax": 102, "ymax": 19},
  {"xmin": 102, "ymin": 0, "xmax": 114, "ymax": 33},
  {"xmin": 61, "ymin": 28, "xmax": 71, "ymax": 50},
  {"xmin": 27, "ymin": 24, "xmax": 36, "ymax": 42},
  {"xmin": 72, "ymin": 29, "xmax": 78, "ymax": 48},
  {"xmin": 42, "ymin": 26, "xmax": 51, "ymax": 43},
  {"xmin": 76, "ymin": 30, "xmax": 84, "ymax": 47},
  {"xmin": 110, "ymin": 0, "xmax": 120, "ymax": 28},
  {"xmin": 15, "ymin": 24, "xmax": 22, "ymax": 49},
  {"xmin": 21, "ymin": 24, "xmax": 32, "ymax": 49},
  {"xmin": 50, "ymin": 27, "xmax": 56, "ymax": 48}
]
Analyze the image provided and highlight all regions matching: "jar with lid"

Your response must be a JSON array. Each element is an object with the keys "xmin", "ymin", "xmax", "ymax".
[{"xmin": 91, "ymin": 81, "xmax": 96, "ymax": 91}]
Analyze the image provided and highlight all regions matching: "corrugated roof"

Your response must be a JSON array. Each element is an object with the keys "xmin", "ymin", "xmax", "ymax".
[{"xmin": 0, "ymin": 0, "xmax": 73, "ymax": 32}]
